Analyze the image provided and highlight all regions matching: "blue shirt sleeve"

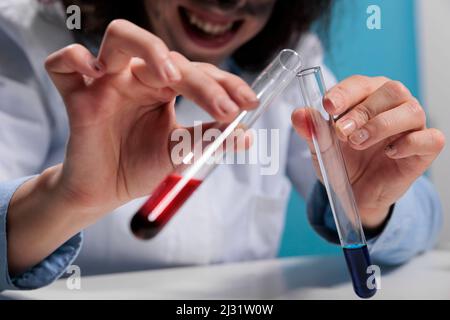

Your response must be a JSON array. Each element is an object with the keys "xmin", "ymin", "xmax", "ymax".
[
  {"xmin": 0, "ymin": 177, "xmax": 83, "ymax": 291},
  {"xmin": 307, "ymin": 176, "xmax": 442, "ymax": 265}
]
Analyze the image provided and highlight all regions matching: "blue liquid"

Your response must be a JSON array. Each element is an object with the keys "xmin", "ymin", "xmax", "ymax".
[{"xmin": 343, "ymin": 244, "xmax": 377, "ymax": 299}]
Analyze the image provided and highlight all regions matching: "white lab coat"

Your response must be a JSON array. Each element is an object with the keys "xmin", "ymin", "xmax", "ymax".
[{"xmin": 0, "ymin": 0, "xmax": 337, "ymax": 274}]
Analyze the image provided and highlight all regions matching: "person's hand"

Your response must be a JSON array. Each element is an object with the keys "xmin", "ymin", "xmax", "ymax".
[
  {"xmin": 8, "ymin": 19, "xmax": 258, "ymax": 274},
  {"xmin": 45, "ymin": 19, "xmax": 257, "ymax": 217},
  {"xmin": 292, "ymin": 75, "xmax": 445, "ymax": 230}
]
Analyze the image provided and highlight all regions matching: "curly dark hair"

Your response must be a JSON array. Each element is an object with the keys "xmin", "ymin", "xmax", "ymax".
[{"xmin": 61, "ymin": 0, "xmax": 333, "ymax": 71}]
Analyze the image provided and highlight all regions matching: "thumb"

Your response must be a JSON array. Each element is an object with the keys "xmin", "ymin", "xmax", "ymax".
[
  {"xmin": 193, "ymin": 122, "xmax": 254, "ymax": 152},
  {"xmin": 292, "ymin": 107, "xmax": 328, "ymax": 183},
  {"xmin": 291, "ymin": 108, "xmax": 316, "ymax": 154},
  {"xmin": 170, "ymin": 121, "xmax": 254, "ymax": 162}
]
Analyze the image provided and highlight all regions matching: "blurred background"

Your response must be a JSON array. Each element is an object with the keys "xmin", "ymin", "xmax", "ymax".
[{"xmin": 279, "ymin": 0, "xmax": 450, "ymax": 257}]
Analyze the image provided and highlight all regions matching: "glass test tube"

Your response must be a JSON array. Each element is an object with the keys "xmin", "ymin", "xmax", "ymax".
[
  {"xmin": 130, "ymin": 49, "xmax": 303, "ymax": 240},
  {"xmin": 297, "ymin": 67, "xmax": 377, "ymax": 299}
]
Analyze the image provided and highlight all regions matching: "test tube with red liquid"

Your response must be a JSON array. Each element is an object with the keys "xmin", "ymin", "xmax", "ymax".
[{"xmin": 130, "ymin": 49, "xmax": 303, "ymax": 240}]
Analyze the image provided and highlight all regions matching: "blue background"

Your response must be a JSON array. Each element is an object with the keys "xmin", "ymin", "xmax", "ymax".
[{"xmin": 278, "ymin": 0, "xmax": 420, "ymax": 257}]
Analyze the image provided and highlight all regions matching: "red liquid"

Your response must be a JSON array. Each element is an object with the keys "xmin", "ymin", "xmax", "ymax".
[{"xmin": 130, "ymin": 174, "xmax": 203, "ymax": 239}]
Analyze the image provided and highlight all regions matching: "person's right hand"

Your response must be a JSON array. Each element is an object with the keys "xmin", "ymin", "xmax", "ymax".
[
  {"xmin": 7, "ymin": 19, "xmax": 258, "ymax": 275},
  {"xmin": 45, "ymin": 19, "xmax": 258, "ymax": 217}
]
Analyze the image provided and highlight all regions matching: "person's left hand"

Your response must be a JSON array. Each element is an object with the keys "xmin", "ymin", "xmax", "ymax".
[{"xmin": 292, "ymin": 75, "xmax": 445, "ymax": 230}]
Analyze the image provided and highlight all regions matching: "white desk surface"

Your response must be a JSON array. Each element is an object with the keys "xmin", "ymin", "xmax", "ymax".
[{"xmin": 2, "ymin": 250, "xmax": 450, "ymax": 300}]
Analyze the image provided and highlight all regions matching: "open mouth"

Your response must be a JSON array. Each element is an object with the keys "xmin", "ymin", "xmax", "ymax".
[{"xmin": 178, "ymin": 6, "xmax": 243, "ymax": 49}]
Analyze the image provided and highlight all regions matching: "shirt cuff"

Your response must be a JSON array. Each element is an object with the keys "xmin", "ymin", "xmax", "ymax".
[
  {"xmin": 307, "ymin": 176, "xmax": 442, "ymax": 266},
  {"xmin": 307, "ymin": 181, "xmax": 390, "ymax": 243},
  {"xmin": 306, "ymin": 180, "xmax": 340, "ymax": 244},
  {"xmin": 0, "ymin": 176, "xmax": 83, "ymax": 291},
  {"xmin": 367, "ymin": 176, "xmax": 442, "ymax": 265}
]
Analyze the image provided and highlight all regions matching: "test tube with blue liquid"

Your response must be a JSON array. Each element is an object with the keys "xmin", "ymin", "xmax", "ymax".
[{"xmin": 297, "ymin": 67, "xmax": 377, "ymax": 299}]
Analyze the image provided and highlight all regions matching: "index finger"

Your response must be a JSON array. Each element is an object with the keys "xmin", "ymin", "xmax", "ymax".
[
  {"xmin": 324, "ymin": 75, "xmax": 389, "ymax": 115},
  {"xmin": 97, "ymin": 19, "xmax": 181, "ymax": 83},
  {"xmin": 169, "ymin": 52, "xmax": 241, "ymax": 122}
]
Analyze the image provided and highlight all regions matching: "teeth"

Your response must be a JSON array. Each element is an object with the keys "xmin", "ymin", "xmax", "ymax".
[{"xmin": 187, "ymin": 11, "xmax": 233, "ymax": 36}]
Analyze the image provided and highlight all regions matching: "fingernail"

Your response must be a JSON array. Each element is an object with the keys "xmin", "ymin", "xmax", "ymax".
[
  {"xmin": 91, "ymin": 59, "xmax": 104, "ymax": 73},
  {"xmin": 337, "ymin": 119, "xmax": 356, "ymax": 136},
  {"xmin": 218, "ymin": 97, "xmax": 239, "ymax": 114},
  {"xmin": 350, "ymin": 129, "xmax": 370, "ymax": 145},
  {"xmin": 324, "ymin": 93, "xmax": 342, "ymax": 112},
  {"xmin": 237, "ymin": 86, "xmax": 258, "ymax": 104},
  {"xmin": 163, "ymin": 59, "xmax": 181, "ymax": 82},
  {"xmin": 385, "ymin": 144, "xmax": 397, "ymax": 157}
]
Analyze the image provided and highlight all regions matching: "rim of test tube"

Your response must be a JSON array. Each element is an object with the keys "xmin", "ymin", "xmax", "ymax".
[
  {"xmin": 278, "ymin": 49, "xmax": 302, "ymax": 72},
  {"xmin": 297, "ymin": 66, "xmax": 322, "ymax": 78}
]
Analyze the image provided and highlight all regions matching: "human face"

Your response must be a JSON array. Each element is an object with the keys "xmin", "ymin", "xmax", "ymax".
[{"xmin": 145, "ymin": 0, "xmax": 276, "ymax": 65}]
